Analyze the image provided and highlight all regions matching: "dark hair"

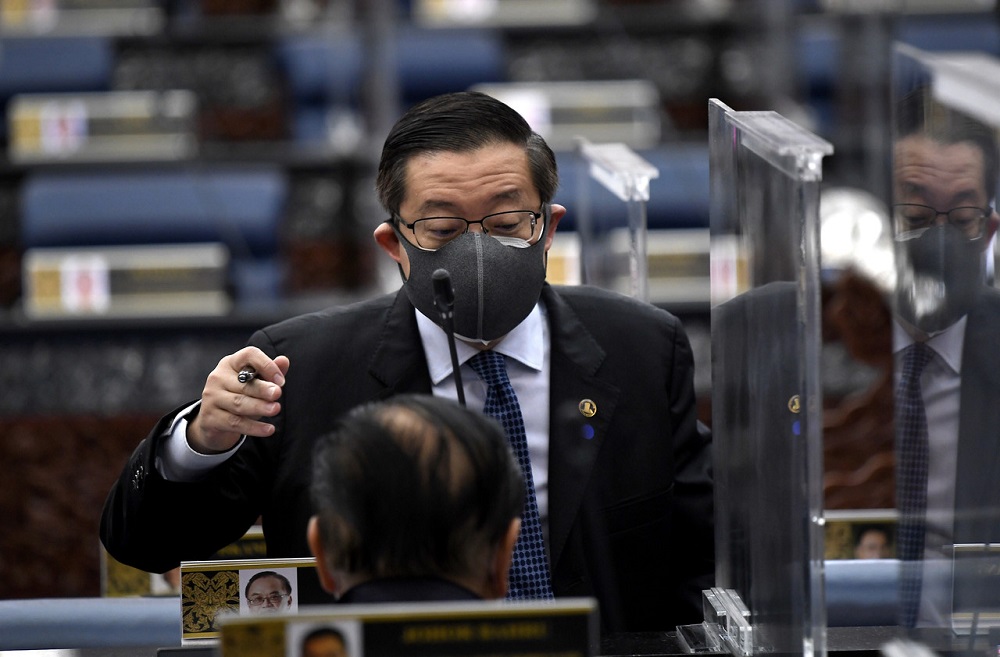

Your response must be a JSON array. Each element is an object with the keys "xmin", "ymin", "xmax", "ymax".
[
  {"xmin": 310, "ymin": 394, "xmax": 524, "ymax": 584},
  {"xmin": 302, "ymin": 626, "xmax": 346, "ymax": 651},
  {"xmin": 896, "ymin": 88, "xmax": 999, "ymax": 203},
  {"xmin": 244, "ymin": 570, "xmax": 292, "ymax": 598},
  {"xmin": 375, "ymin": 91, "xmax": 559, "ymax": 215}
]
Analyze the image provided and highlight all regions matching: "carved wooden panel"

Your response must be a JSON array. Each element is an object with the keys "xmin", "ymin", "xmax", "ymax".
[{"xmin": 0, "ymin": 414, "xmax": 161, "ymax": 598}]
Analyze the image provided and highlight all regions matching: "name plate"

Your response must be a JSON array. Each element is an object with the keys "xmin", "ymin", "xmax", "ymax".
[
  {"xmin": 8, "ymin": 90, "xmax": 196, "ymax": 162},
  {"xmin": 470, "ymin": 80, "xmax": 660, "ymax": 151},
  {"xmin": 0, "ymin": 0, "xmax": 164, "ymax": 35},
  {"xmin": 219, "ymin": 598, "xmax": 599, "ymax": 657},
  {"xmin": 414, "ymin": 0, "xmax": 596, "ymax": 27},
  {"xmin": 181, "ymin": 557, "xmax": 330, "ymax": 643},
  {"xmin": 24, "ymin": 243, "xmax": 230, "ymax": 319},
  {"xmin": 822, "ymin": 509, "xmax": 897, "ymax": 560}
]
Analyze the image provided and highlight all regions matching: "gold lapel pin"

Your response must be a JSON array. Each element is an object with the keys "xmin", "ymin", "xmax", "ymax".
[
  {"xmin": 788, "ymin": 395, "xmax": 801, "ymax": 413},
  {"xmin": 578, "ymin": 399, "xmax": 597, "ymax": 418}
]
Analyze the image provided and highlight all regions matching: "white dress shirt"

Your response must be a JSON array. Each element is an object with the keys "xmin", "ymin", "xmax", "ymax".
[{"xmin": 416, "ymin": 302, "xmax": 551, "ymax": 521}]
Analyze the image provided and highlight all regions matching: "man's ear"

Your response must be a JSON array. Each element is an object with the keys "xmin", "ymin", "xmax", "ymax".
[
  {"xmin": 307, "ymin": 516, "xmax": 338, "ymax": 595},
  {"xmin": 543, "ymin": 204, "xmax": 565, "ymax": 252},
  {"xmin": 374, "ymin": 221, "xmax": 404, "ymax": 265},
  {"xmin": 986, "ymin": 209, "xmax": 999, "ymax": 243},
  {"xmin": 488, "ymin": 518, "xmax": 521, "ymax": 599}
]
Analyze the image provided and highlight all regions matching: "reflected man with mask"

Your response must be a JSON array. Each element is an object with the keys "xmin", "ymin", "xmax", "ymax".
[
  {"xmin": 100, "ymin": 91, "xmax": 714, "ymax": 633},
  {"xmin": 891, "ymin": 89, "xmax": 1000, "ymax": 628}
]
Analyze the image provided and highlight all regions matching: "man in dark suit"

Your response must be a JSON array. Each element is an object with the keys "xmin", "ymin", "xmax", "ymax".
[
  {"xmin": 100, "ymin": 91, "xmax": 714, "ymax": 632},
  {"xmin": 307, "ymin": 394, "xmax": 523, "ymax": 602},
  {"xmin": 889, "ymin": 88, "xmax": 1000, "ymax": 628}
]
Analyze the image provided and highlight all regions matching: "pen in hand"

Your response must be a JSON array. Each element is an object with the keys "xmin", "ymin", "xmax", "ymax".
[{"xmin": 237, "ymin": 367, "xmax": 257, "ymax": 384}]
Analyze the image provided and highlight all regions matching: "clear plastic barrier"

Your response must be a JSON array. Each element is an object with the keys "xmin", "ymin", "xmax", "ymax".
[
  {"xmin": 574, "ymin": 139, "xmax": 660, "ymax": 301},
  {"xmin": 707, "ymin": 99, "xmax": 832, "ymax": 657},
  {"xmin": 887, "ymin": 44, "xmax": 1000, "ymax": 652}
]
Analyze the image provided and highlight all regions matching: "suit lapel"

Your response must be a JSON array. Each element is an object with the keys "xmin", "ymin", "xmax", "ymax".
[
  {"xmin": 368, "ymin": 290, "xmax": 434, "ymax": 398},
  {"xmin": 542, "ymin": 286, "xmax": 621, "ymax": 568}
]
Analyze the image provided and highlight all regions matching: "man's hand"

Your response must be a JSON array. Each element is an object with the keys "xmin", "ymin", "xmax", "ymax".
[{"xmin": 187, "ymin": 347, "xmax": 290, "ymax": 454}]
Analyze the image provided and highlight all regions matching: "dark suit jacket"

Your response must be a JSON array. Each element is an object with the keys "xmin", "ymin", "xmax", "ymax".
[
  {"xmin": 100, "ymin": 283, "xmax": 714, "ymax": 632},
  {"xmin": 338, "ymin": 577, "xmax": 481, "ymax": 604},
  {"xmin": 954, "ymin": 286, "xmax": 1000, "ymax": 544},
  {"xmin": 900, "ymin": 286, "xmax": 1000, "ymax": 623},
  {"xmin": 712, "ymin": 281, "xmax": 812, "ymax": 653}
]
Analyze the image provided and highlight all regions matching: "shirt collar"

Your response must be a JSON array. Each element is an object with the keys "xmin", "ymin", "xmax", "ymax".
[
  {"xmin": 893, "ymin": 315, "xmax": 966, "ymax": 375},
  {"xmin": 416, "ymin": 303, "xmax": 545, "ymax": 385}
]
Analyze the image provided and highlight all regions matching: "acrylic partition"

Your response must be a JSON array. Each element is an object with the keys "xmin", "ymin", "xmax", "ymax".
[
  {"xmin": 705, "ymin": 99, "xmax": 832, "ymax": 657},
  {"xmin": 573, "ymin": 139, "xmax": 659, "ymax": 301},
  {"xmin": 886, "ymin": 44, "xmax": 1000, "ymax": 652}
]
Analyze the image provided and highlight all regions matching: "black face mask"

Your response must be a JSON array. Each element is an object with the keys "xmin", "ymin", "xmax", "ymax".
[
  {"xmin": 396, "ymin": 215, "xmax": 548, "ymax": 343},
  {"xmin": 894, "ymin": 224, "xmax": 986, "ymax": 334}
]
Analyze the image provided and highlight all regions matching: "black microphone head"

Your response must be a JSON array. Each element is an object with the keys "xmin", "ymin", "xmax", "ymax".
[{"xmin": 432, "ymin": 268, "xmax": 454, "ymax": 309}]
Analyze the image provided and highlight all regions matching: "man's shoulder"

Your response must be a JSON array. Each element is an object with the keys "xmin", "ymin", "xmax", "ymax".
[
  {"xmin": 977, "ymin": 285, "xmax": 1000, "ymax": 309},
  {"xmin": 964, "ymin": 285, "xmax": 1000, "ymax": 328},
  {"xmin": 260, "ymin": 291, "xmax": 401, "ymax": 337},
  {"xmin": 547, "ymin": 284, "xmax": 681, "ymax": 325}
]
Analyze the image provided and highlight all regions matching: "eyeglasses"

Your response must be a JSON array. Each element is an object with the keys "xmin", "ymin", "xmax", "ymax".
[
  {"xmin": 247, "ymin": 593, "xmax": 288, "ymax": 607},
  {"xmin": 390, "ymin": 207, "xmax": 546, "ymax": 251},
  {"xmin": 892, "ymin": 203, "xmax": 993, "ymax": 240}
]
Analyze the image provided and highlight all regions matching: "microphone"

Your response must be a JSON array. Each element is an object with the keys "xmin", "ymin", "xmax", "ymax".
[{"xmin": 432, "ymin": 269, "xmax": 466, "ymax": 407}]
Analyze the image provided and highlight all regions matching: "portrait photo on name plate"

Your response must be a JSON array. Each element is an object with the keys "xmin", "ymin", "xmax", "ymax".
[
  {"xmin": 239, "ymin": 567, "xmax": 299, "ymax": 616},
  {"xmin": 287, "ymin": 620, "xmax": 361, "ymax": 657}
]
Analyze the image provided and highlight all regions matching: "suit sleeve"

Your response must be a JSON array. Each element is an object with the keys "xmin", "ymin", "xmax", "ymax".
[
  {"xmin": 100, "ymin": 329, "xmax": 282, "ymax": 574},
  {"xmin": 99, "ymin": 403, "xmax": 268, "ymax": 573},
  {"xmin": 662, "ymin": 319, "xmax": 715, "ymax": 624},
  {"xmin": 587, "ymin": 307, "xmax": 713, "ymax": 631},
  {"xmin": 545, "ymin": 286, "xmax": 714, "ymax": 631}
]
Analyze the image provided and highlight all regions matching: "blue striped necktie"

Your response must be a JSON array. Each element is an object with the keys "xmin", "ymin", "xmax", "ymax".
[
  {"xmin": 896, "ymin": 342, "xmax": 933, "ymax": 627},
  {"xmin": 468, "ymin": 349, "xmax": 555, "ymax": 600}
]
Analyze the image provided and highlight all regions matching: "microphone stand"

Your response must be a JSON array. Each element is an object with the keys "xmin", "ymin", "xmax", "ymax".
[{"xmin": 432, "ymin": 269, "xmax": 466, "ymax": 407}]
